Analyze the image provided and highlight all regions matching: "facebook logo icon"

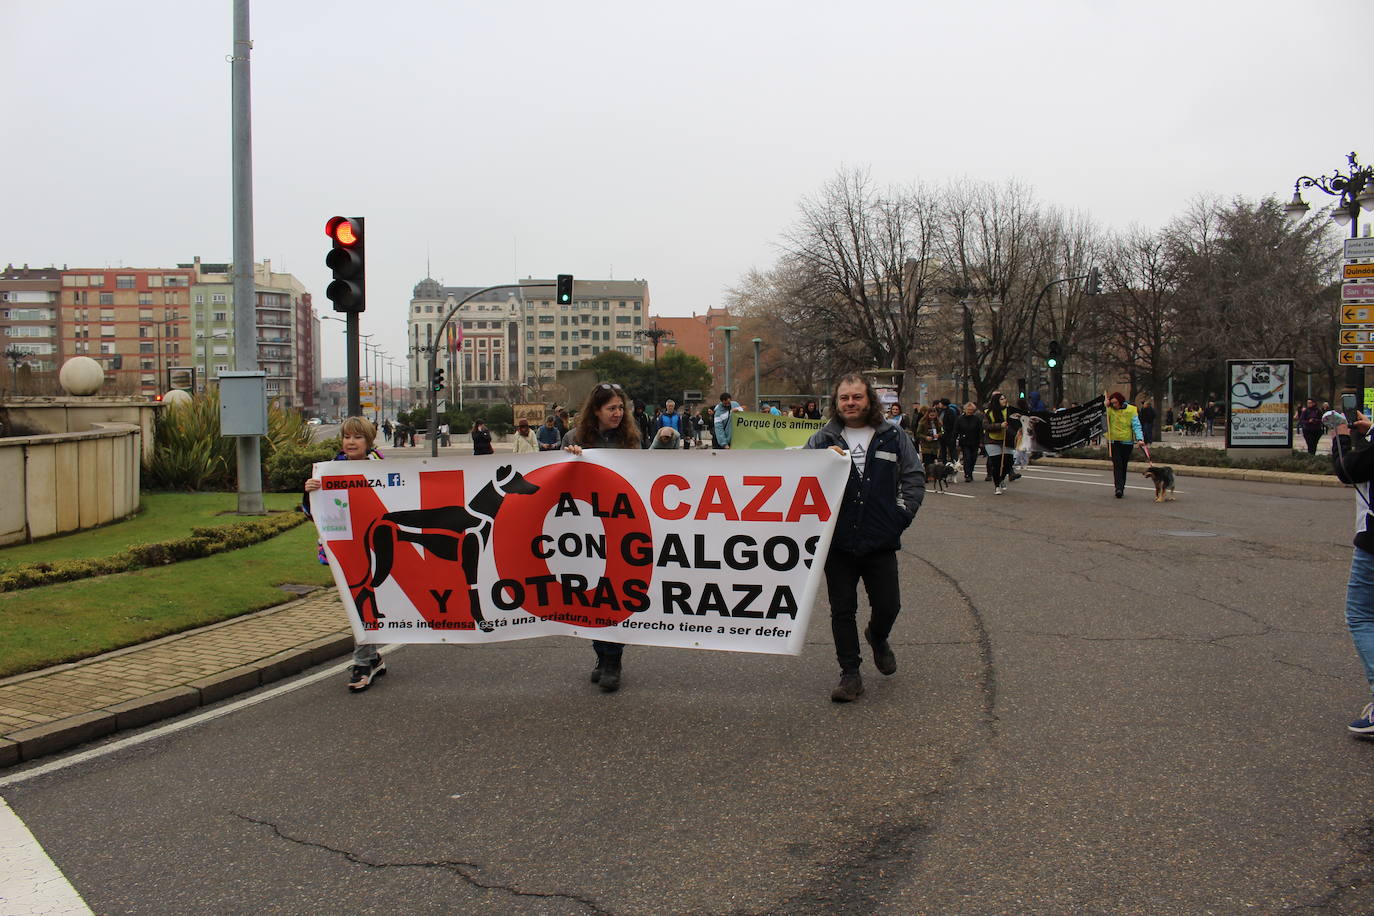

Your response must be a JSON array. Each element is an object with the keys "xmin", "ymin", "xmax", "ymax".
[{"xmin": 386, "ymin": 473, "xmax": 403, "ymax": 487}]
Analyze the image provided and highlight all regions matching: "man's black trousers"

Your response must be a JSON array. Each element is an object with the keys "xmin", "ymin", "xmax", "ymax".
[{"xmin": 824, "ymin": 548, "xmax": 901, "ymax": 673}]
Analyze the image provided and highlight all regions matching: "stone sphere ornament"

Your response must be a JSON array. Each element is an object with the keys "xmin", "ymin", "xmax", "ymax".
[
  {"xmin": 58, "ymin": 356, "xmax": 105, "ymax": 396},
  {"xmin": 162, "ymin": 389, "xmax": 192, "ymax": 408}
]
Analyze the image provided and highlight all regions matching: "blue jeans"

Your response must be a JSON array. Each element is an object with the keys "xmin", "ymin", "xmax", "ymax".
[{"xmin": 1347, "ymin": 548, "xmax": 1374, "ymax": 693}]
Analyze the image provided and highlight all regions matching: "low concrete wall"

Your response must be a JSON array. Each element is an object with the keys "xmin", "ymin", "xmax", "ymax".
[
  {"xmin": 0, "ymin": 397, "xmax": 159, "ymax": 462},
  {"xmin": 0, "ymin": 423, "xmax": 142, "ymax": 546}
]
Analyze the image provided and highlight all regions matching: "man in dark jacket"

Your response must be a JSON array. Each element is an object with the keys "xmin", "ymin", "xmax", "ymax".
[{"xmin": 806, "ymin": 373, "xmax": 925, "ymax": 703}]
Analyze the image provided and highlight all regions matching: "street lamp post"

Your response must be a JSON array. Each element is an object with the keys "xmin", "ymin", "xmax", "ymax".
[
  {"xmin": 635, "ymin": 322, "xmax": 676, "ymax": 407},
  {"xmin": 1285, "ymin": 151, "xmax": 1374, "ymax": 392},
  {"xmin": 752, "ymin": 337, "xmax": 762, "ymax": 410},
  {"xmin": 718, "ymin": 325, "xmax": 740, "ymax": 398}
]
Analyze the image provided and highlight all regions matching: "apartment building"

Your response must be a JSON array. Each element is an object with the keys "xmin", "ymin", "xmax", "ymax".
[
  {"xmin": 1, "ymin": 265, "xmax": 63, "ymax": 374},
  {"xmin": 58, "ymin": 266, "xmax": 194, "ymax": 396},
  {"xmin": 182, "ymin": 258, "xmax": 318, "ymax": 409},
  {"xmin": 406, "ymin": 277, "xmax": 651, "ymax": 405}
]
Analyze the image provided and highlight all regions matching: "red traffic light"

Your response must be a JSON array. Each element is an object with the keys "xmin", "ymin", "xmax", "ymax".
[{"xmin": 326, "ymin": 216, "xmax": 361, "ymax": 247}]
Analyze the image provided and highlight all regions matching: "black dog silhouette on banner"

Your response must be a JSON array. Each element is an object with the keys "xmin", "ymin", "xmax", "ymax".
[{"xmin": 349, "ymin": 465, "xmax": 540, "ymax": 630}]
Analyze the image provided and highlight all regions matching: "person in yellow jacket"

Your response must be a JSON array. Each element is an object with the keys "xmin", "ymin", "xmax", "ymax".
[{"xmin": 1105, "ymin": 391, "xmax": 1144, "ymax": 498}]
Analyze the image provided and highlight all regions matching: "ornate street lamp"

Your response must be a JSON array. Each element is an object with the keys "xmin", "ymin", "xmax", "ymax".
[{"xmin": 1284, "ymin": 151, "xmax": 1374, "ymax": 239}]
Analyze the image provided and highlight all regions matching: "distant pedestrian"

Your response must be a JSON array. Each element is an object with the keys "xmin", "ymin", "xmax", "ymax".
[
  {"xmin": 983, "ymin": 391, "xmax": 1017, "ymax": 495},
  {"xmin": 471, "ymin": 419, "xmax": 493, "ymax": 456},
  {"xmin": 1298, "ymin": 398, "xmax": 1324, "ymax": 455},
  {"xmin": 1139, "ymin": 399, "xmax": 1157, "ymax": 445},
  {"xmin": 714, "ymin": 393, "xmax": 738, "ymax": 448},
  {"xmin": 1105, "ymin": 391, "xmax": 1145, "ymax": 498},
  {"xmin": 952, "ymin": 402, "xmax": 983, "ymax": 482},
  {"xmin": 513, "ymin": 418, "xmax": 538, "ymax": 453},
  {"xmin": 537, "ymin": 415, "xmax": 561, "ymax": 450},
  {"xmin": 302, "ymin": 416, "xmax": 389, "ymax": 693},
  {"xmin": 804, "ymin": 400, "xmax": 823, "ymax": 421},
  {"xmin": 805, "ymin": 373, "xmax": 924, "ymax": 703}
]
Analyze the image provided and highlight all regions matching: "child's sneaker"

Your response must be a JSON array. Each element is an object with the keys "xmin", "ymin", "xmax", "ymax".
[{"xmin": 347, "ymin": 658, "xmax": 386, "ymax": 692}]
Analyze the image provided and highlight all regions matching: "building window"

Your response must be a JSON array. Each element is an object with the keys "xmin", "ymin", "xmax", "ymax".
[
  {"xmin": 139, "ymin": 326, "xmax": 150, "ymax": 338},
  {"xmin": 88, "ymin": 275, "xmax": 104, "ymax": 286},
  {"xmin": 100, "ymin": 324, "xmax": 115, "ymax": 337},
  {"xmin": 213, "ymin": 312, "xmax": 227, "ymax": 323},
  {"xmin": 116, "ymin": 276, "xmax": 136, "ymax": 289},
  {"xmin": 138, "ymin": 293, "xmax": 153, "ymax": 305},
  {"xmin": 139, "ymin": 342, "xmax": 154, "ymax": 353},
  {"xmin": 212, "ymin": 294, "xmax": 227, "ymax": 304},
  {"xmin": 99, "ymin": 293, "xmax": 114, "ymax": 305},
  {"xmin": 164, "ymin": 276, "xmax": 189, "ymax": 287}
]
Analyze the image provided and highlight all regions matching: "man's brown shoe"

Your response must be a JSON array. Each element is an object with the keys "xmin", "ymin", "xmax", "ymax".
[{"xmin": 830, "ymin": 672, "xmax": 864, "ymax": 702}]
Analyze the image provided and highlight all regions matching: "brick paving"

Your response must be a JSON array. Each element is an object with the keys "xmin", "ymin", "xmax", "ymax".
[{"xmin": 0, "ymin": 591, "xmax": 353, "ymax": 766}]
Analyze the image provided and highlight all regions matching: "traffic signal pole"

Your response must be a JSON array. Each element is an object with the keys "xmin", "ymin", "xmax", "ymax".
[
  {"xmin": 346, "ymin": 313, "xmax": 361, "ymax": 417},
  {"xmin": 1025, "ymin": 271, "xmax": 1095, "ymax": 408}
]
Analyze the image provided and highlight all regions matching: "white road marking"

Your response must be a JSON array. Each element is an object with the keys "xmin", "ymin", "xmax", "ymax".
[
  {"xmin": 0, "ymin": 647, "xmax": 401, "ymax": 790},
  {"xmin": 932, "ymin": 489, "xmax": 977, "ymax": 499},
  {"xmin": 0, "ymin": 797, "xmax": 93, "ymax": 915}
]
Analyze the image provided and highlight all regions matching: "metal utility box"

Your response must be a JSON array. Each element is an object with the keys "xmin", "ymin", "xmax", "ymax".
[{"xmin": 219, "ymin": 371, "xmax": 268, "ymax": 436}]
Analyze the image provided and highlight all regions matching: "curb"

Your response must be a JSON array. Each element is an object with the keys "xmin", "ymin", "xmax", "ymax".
[
  {"xmin": 0, "ymin": 613, "xmax": 353, "ymax": 768},
  {"xmin": 1033, "ymin": 458, "xmax": 1343, "ymax": 487}
]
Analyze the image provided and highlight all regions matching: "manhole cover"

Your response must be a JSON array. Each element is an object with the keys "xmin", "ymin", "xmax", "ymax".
[
  {"xmin": 278, "ymin": 583, "xmax": 320, "ymax": 595},
  {"xmin": 1155, "ymin": 530, "xmax": 1219, "ymax": 538}
]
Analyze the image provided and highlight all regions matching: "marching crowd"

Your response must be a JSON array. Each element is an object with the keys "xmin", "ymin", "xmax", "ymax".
[{"xmin": 305, "ymin": 377, "xmax": 1374, "ymax": 733}]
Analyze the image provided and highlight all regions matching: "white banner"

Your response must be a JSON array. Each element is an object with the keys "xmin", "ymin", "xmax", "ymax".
[{"xmin": 310, "ymin": 449, "xmax": 851, "ymax": 655}]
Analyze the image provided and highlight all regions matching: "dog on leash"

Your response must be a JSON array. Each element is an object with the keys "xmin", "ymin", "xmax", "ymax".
[
  {"xmin": 929, "ymin": 461, "xmax": 959, "ymax": 493},
  {"xmin": 1141, "ymin": 465, "xmax": 1176, "ymax": 502}
]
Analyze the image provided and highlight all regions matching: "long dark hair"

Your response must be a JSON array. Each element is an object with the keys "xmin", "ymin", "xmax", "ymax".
[
  {"xmin": 828, "ymin": 373, "xmax": 886, "ymax": 427},
  {"xmin": 574, "ymin": 382, "xmax": 641, "ymax": 448}
]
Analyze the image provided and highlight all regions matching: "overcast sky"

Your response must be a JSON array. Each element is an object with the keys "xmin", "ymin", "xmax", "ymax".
[{"xmin": 2, "ymin": 0, "xmax": 1366, "ymax": 377}]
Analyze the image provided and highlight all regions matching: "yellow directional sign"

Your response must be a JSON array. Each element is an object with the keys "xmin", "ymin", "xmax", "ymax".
[
  {"xmin": 1340, "ymin": 350, "xmax": 1374, "ymax": 365},
  {"xmin": 1346, "ymin": 263, "xmax": 1374, "ymax": 279},
  {"xmin": 1340, "ymin": 327, "xmax": 1374, "ymax": 345},
  {"xmin": 1342, "ymin": 306, "xmax": 1374, "ymax": 324}
]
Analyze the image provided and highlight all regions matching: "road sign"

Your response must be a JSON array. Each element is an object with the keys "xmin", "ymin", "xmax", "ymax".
[
  {"xmin": 1346, "ymin": 238, "xmax": 1374, "ymax": 259},
  {"xmin": 1342, "ymin": 306, "xmax": 1374, "ymax": 324},
  {"xmin": 1343, "ymin": 283, "xmax": 1374, "ymax": 300},
  {"xmin": 1345, "ymin": 264, "xmax": 1374, "ymax": 279},
  {"xmin": 1340, "ymin": 350, "xmax": 1374, "ymax": 365},
  {"xmin": 1340, "ymin": 327, "xmax": 1374, "ymax": 345}
]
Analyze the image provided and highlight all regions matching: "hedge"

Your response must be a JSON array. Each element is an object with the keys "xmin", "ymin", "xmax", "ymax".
[{"xmin": 0, "ymin": 511, "xmax": 308, "ymax": 592}]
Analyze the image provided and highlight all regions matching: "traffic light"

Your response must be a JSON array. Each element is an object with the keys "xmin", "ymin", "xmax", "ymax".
[
  {"xmin": 1046, "ymin": 340, "xmax": 1061, "ymax": 369},
  {"xmin": 1085, "ymin": 267, "xmax": 1102, "ymax": 296},
  {"xmin": 325, "ymin": 216, "xmax": 366, "ymax": 313},
  {"xmin": 557, "ymin": 274, "xmax": 574, "ymax": 305},
  {"xmin": 432, "ymin": 366, "xmax": 445, "ymax": 392},
  {"xmin": 1017, "ymin": 378, "xmax": 1027, "ymax": 401}
]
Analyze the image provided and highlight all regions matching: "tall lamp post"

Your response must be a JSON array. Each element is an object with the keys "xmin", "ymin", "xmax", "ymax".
[
  {"xmin": 635, "ymin": 322, "xmax": 676, "ymax": 406},
  {"xmin": 1284, "ymin": 151, "xmax": 1374, "ymax": 392},
  {"xmin": 717, "ymin": 325, "xmax": 740, "ymax": 397},
  {"xmin": 752, "ymin": 337, "xmax": 763, "ymax": 409}
]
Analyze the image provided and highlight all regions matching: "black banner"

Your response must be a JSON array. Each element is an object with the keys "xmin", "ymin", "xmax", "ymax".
[{"xmin": 1021, "ymin": 396, "xmax": 1106, "ymax": 452}]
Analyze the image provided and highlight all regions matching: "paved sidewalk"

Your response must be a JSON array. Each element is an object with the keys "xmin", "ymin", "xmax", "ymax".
[{"xmin": 0, "ymin": 591, "xmax": 353, "ymax": 768}]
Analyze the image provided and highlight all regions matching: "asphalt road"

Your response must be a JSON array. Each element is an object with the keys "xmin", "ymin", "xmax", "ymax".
[{"xmin": 4, "ymin": 464, "xmax": 1371, "ymax": 914}]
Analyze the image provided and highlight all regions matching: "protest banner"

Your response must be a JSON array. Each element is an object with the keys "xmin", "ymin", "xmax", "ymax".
[
  {"xmin": 729, "ymin": 411, "xmax": 826, "ymax": 449},
  {"xmin": 310, "ymin": 449, "xmax": 850, "ymax": 655},
  {"xmin": 1026, "ymin": 397, "xmax": 1106, "ymax": 452}
]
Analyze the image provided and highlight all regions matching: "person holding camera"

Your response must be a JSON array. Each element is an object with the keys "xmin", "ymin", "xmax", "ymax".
[{"xmin": 1331, "ymin": 407, "xmax": 1374, "ymax": 735}]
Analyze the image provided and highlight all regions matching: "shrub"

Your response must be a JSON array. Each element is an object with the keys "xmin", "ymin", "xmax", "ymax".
[
  {"xmin": 266, "ymin": 441, "xmax": 341, "ymax": 493},
  {"xmin": 144, "ymin": 389, "xmax": 315, "ymax": 490},
  {"xmin": 0, "ymin": 512, "xmax": 305, "ymax": 591}
]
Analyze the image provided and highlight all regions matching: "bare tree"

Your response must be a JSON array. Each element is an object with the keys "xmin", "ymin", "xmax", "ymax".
[
  {"xmin": 1098, "ymin": 224, "xmax": 1182, "ymax": 409},
  {"xmin": 780, "ymin": 167, "xmax": 941, "ymax": 382},
  {"xmin": 935, "ymin": 179, "xmax": 1054, "ymax": 404}
]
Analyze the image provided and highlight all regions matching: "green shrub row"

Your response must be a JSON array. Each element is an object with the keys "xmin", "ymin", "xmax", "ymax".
[
  {"xmin": 0, "ymin": 511, "xmax": 307, "ymax": 592},
  {"xmin": 1056, "ymin": 444, "xmax": 1332, "ymax": 475}
]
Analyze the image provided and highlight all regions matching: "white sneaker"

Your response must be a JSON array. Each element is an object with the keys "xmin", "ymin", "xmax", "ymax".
[{"xmin": 995, "ymin": 486, "xmax": 1005, "ymax": 495}]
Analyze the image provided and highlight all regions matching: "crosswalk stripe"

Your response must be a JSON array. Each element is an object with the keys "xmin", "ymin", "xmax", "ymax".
[{"xmin": 0, "ymin": 797, "xmax": 93, "ymax": 915}]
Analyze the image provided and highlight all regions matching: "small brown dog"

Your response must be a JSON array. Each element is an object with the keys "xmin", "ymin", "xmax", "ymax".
[{"xmin": 1141, "ymin": 465, "xmax": 1176, "ymax": 502}]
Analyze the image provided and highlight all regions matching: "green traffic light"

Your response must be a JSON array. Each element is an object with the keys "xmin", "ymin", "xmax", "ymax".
[{"xmin": 1047, "ymin": 357, "xmax": 1059, "ymax": 369}]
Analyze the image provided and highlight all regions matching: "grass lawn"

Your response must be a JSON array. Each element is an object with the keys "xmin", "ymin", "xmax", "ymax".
[
  {"xmin": 0, "ymin": 520, "xmax": 335, "ymax": 678},
  {"xmin": 0, "ymin": 491, "xmax": 305, "ymax": 571}
]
